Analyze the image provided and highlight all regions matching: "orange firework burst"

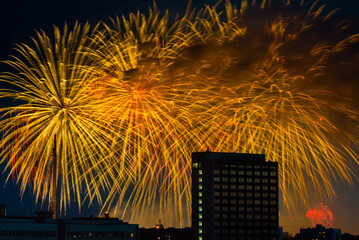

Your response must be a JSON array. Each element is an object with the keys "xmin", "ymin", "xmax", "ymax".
[
  {"xmin": 306, "ymin": 203, "xmax": 334, "ymax": 227},
  {"xmin": 1, "ymin": 0, "xmax": 359, "ymax": 227}
]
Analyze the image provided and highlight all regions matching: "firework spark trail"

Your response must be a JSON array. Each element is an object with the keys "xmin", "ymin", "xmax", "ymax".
[
  {"xmin": 1, "ymin": 0, "xmax": 359, "ymax": 226},
  {"xmin": 0, "ymin": 22, "xmax": 117, "ymax": 213},
  {"xmin": 306, "ymin": 203, "xmax": 334, "ymax": 227}
]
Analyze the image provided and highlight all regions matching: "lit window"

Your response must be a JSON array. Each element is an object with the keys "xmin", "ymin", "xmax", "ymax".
[
  {"xmin": 199, "ymin": 177, "xmax": 203, "ymax": 182},
  {"xmin": 199, "ymin": 192, "xmax": 202, "ymax": 197},
  {"xmin": 199, "ymin": 185, "xmax": 203, "ymax": 190},
  {"xmin": 199, "ymin": 170, "xmax": 203, "ymax": 175},
  {"xmin": 199, "ymin": 214, "xmax": 202, "ymax": 219},
  {"xmin": 199, "ymin": 207, "xmax": 202, "ymax": 212},
  {"xmin": 193, "ymin": 163, "xmax": 198, "ymax": 168},
  {"xmin": 199, "ymin": 221, "xmax": 202, "ymax": 226},
  {"xmin": 199, "ymin": 199, "xmax": 202, "ymax": 204}
]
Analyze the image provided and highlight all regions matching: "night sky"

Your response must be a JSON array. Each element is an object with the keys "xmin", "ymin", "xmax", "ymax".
[{"xmin": 1, "ymin": 0, "xmax": 359, "ymax": 236}]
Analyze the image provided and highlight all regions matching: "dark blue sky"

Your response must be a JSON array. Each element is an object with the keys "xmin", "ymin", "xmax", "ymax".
[{"xmin": 1, "ymin": 0, "xmax": 359, "ymax": 235}]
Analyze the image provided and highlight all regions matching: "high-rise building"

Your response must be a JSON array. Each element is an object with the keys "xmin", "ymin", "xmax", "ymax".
[{"xmin": 192, "ymin": 151, "xmax": 279, "ymax": 240}]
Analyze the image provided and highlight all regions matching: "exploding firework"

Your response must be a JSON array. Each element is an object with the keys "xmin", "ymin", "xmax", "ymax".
[
  {"xmin": 0, "ymin": 22, "xmax": 116, "ymax": 213},
  {"xmin": 1, "ymin": 0, "xmax": 359, "ymax": 226},
  {"xmin": 306, "ymin": 203, "xmax": 334, "ymax": 227}
]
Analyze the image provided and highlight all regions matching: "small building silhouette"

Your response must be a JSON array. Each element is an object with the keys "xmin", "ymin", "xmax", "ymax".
[{"xmin": 300, "ymin": 224, "xmax": 341, "ymax": 240}]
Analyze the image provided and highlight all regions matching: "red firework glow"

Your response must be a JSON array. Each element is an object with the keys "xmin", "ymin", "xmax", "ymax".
[{"xmin": 306, "ymin": 203, "xmax": 334, "ymax": 227}]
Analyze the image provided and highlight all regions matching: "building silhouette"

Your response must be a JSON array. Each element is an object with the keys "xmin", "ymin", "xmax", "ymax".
[
  {"xmin": 0, "ymin": 207, "xmax": 138, "ymax": 240},
  {"xmin": 300, "ymin": 224, "xmax": 341, "ymax": 240},
  {"xmin": 139, "ymin": 220, "xmax": 194, "ymax": 240},
  {"xmin": 192, "ymin": 151, "xmax": 279, "ymax": 240}
]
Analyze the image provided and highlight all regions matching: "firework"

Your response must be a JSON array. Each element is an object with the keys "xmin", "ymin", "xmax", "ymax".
[
  {"xmin": 1, "ymin": 0, "xmax": 359, "ymax": 227},
  {"xmin": 306, "ymin": 203, "xmax": 334, "ymax": 227},
  {"xmin": 0, "ymin": 22, "xmax": 116, "ymax": 214}
]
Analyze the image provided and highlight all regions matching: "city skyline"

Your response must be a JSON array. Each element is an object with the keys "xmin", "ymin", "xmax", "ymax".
[{"xmin": 1, "ymin": 0, "xmax": 359, "ymax": 236}]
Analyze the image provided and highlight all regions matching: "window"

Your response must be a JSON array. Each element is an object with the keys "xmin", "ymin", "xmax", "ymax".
[
  {"xmin": 215, "ymin": 177, "xmax": 220, "ymax": 182},
  {"xmin": 223, "ymin": 170, "xmax": 228, "ymax": 174},
  {"xmin": 230, "ymin": 178, "xmax": 236, "ymax": 182},
  {"xmin": 270, "ymin": 179, "xmax": 276, "ymax": 184},
  {"xmin": 270, "ymin": 172, "xmax": 276, "ymax": 176},
  {"xmin": 215, "ymin": 184, "xmax": 220, "ymax": 189},
  {"xmin": 199, "ymin": 184, "xmax": 203, "ymax": 190},
  {"xmin": 199, "ymin": 177, "xmax": 203, "ymax": 182},
  {"xmin": 254, "ymin": 186, "xmax": 260, "ymax": 190},
  {"xmin": 254, "ymin": 178, "xmax": 260, "ymax": 183},
  {"xmin": 238, "ymin": 178, "xmax": 244, "ymax": 182},
  {"xmin": 263, "ymin": 172, "xmax": 268, "ymax": 176},
  {"xmin": 230, "ymin": 185, "xmax": 236, "ymax": 190},
  {"xmin": 270, "ymin": 186, "xmax": 276, "ymax": 191},
  {"xmin": 246, "ymin": 185, "xmax": 252, "ymax": 190},
  {"xmin": 238, "ymin": 185, "xmax": 244, "ymax": 190},
  {"xmin": 199, "ymin": 192, "xmax": 203, "ymax": 197},
  {"xmin": 254, "ymin": 171, "xmax": 260, "ymax": 176},
  {"xmin": 246, "ymin": 178, "xmax": 252, "ymax": 183},
  {"xmin": 193, "ymin": 163, "xmax": 198, "ymax": 168},
  {"xmin": 263, "ymin": 179, "xmax": 268, "ymax": 183},
  {"xmin": 223, "ymin": 184, "xmax": 228, "ymax": 189},
  {"xmin": 255, "ymin": 200, "xmax": 261, "ymax": 205},
  {"xmin": 199, "ymin": 170, "xmax": 203, "ymax": 175},
  {"xmin": 214, "ymin": 170, "xmax": 220, "ymax": 174},
  {"xmin": 223, "ymin": 177, "xmax": 228, "ymax": 182},
  {"xmin": 246, "ymin": 171, "xmax": 252, "ymax": 175},
  {"xmin": 230, "ymin": 170, "xmax": 236, "ymax": 174},
  {"xmin": 238, "ymin": 170, "xmax": 244, "ymax": 175}
]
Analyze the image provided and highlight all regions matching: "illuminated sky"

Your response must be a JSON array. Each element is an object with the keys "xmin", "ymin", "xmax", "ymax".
[{"xmin": 0, "ymin": 0, "xmax": 359, "ymax": 235}]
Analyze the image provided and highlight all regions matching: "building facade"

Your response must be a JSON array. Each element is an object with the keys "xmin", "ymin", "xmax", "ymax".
[
  {"xmin": 192, "ymin": 151, "xmax": 279, "ymax": 240},
  {"xmin": 300, "ymin": 224, "xmax": 341, "ymax": 240},
  {"xmin": 0, "ymin": 209, "xmax": 138, "ymax": 240}
]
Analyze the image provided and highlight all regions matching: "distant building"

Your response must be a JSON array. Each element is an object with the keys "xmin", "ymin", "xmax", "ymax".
[
  {"xmin": 0, "ymin": 206, "xmax": 138, "ymax": 240},
  {"xmin": 192, "ymin": 151, "xmax": 279, "ymax": 240},
  {"xmin": 300, "ymin": 224, "xmax": 341, "ymax": 240},
  {"xmin": 139, "ymin": 220, "xmax": 194, "ymax": 240}
]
